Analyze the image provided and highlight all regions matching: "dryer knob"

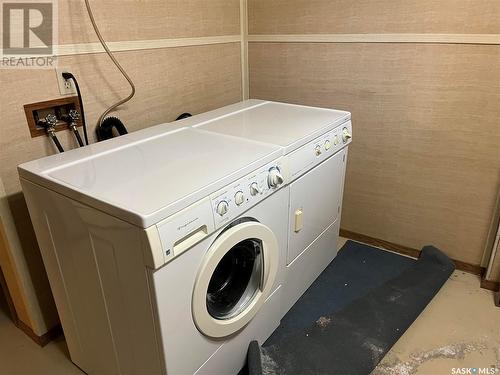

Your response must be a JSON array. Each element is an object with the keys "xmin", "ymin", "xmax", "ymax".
[
  {"xmin": 234, "ymin": 191, "xmax": 245, "ymax": 206},
  {"xmin": 216, "ymin": 201, "xmax": 229, "ymax": 216},
  {"xmin": 342, "ymin": 128, "xmax": 352, "ymax": 143},
  {"xmin": 315, "ymin": 145, "xmax": 322, "ymax": 156},
  {"xmin": 250, "ymin": 182, "xmax": 261, "ymax": 196},
  {"xmin": 268, "ymin": 167, "xmax": 284, "ymax": 189}
]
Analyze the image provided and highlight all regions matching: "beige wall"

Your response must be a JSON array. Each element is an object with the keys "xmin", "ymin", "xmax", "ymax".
[
  {"xmin": 0, "ymin": 0, "xmax": 242, "ymax": 336},
  {"xmin": 248, "ymin": 1, "xmax": 500, "ymax": 268},
  {"xmin": 249, "ymin": 0, "xmax": 500, "ymax": 34},
  {"xmin": 58, "ymin": 0, "xmax": 240, "ymax": 44}
]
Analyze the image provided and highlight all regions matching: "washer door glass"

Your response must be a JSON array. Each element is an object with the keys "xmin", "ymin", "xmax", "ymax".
[
  {"xmin": 192, "ymin": 221, "xmax": 279, "ymax": 338},
  {"xmin": 206, "ymin": 238, "xmax": 262, "ymax": 320}
]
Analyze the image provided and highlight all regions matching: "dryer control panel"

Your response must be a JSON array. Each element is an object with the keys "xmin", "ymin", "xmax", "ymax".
[
  {"xmin": 210, "ymin": 158, "xmax": 288, "ymax": 228},
  {"xmin": 287, "ymin": 120, "xmax": 352, "ymax": 182}
]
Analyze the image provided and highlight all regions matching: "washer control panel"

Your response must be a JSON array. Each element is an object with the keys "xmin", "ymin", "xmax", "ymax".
[
  {"xmin": 288, "ymin": 120, "xmax": 352, "ymax": 181},
  {"xmin": 210, "ymin": 158, "xmax": 288, "ymax": 228}
]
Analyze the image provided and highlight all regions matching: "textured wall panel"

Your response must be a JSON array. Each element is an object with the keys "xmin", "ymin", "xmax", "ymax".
[
  {"xmin": 249, "ymin": 0, "xmax": 500, "ymax": 35},
  {"xmin": 249, "ymin": 42, "xmax": 500, "ymax": 265},
  {"xmin": 59, "ymin": 0, "xmax": 240, "ymax": 44}
]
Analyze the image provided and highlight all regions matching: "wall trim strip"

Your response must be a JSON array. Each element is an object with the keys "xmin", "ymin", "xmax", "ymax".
[
  {"xmin": 56, "ymin": 35, "xmax": 242, "ymax": 57},
  {"xmin": 248, "ymin": 34, "xmax": 500, "ymax": 45},
  {"xmin": 240, "ymin": 0, "xmax": 249, "ymax": 100}
]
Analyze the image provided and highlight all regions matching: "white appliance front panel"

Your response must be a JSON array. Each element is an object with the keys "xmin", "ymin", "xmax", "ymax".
[
  {"xmin": 283, "ymin": 219, "xmax": 340, "ymax": 316},
  {"xmin": 287, "ymin": 150, "xmax": 346, "ymax": 265},
  {"xmin": 194, "ymin": 287, "xmax": 281, "ymax": 375},
  {"xmin": 151, "ymin": 188, "xmax": 289, "ymax": 375}
]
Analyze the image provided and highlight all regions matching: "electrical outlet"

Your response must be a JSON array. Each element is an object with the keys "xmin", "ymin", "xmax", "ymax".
[{"xmin": 56, "ymin": 68, "xmax": 76, "ymax": 95}]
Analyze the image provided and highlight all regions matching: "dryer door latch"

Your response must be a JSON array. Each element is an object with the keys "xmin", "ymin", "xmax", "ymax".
[{"xmin": 294, "ymin": 209, "xmax": 303, "ymax": 233}]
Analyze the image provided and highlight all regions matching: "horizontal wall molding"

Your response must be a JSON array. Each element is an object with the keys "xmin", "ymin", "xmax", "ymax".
[
  {"xmin": 56, "ymin": 35, "xmax": 241, "ymax": 57},
  {"xmin": 248, "ymin": 34, "xmax": 500, "ymax": 45}
]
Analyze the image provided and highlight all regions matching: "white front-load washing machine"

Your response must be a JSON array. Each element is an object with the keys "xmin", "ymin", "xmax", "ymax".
[
  {"xmin": 19, "ymin": 127, "xmax": 289, "ymax": 375},
  {"xmin": 154, "ymin": 187, "xmax": 288, "ymax": 374}
]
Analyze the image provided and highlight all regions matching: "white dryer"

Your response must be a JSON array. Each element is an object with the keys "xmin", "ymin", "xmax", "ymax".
[
  {"xmin": 19, "ymin": 127, "xmax": 289, "ymax": 374},
  {"xmin": 192, "ymin": 100, "xmax": 353, "ymax": 315}
]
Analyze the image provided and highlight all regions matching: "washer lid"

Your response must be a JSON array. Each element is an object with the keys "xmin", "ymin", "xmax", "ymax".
[
  {"xmin": 18, "ymin": 128, "xmax": 282, "ymax": 228},
  {"xmin": 193, "ymin": 101, "xmax": 351, "ymax": 154}
]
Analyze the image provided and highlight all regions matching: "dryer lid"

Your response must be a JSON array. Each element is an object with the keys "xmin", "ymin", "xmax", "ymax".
[{"xmin": 193, "ymin": 101, "xmax": 351, "ymax": 154}]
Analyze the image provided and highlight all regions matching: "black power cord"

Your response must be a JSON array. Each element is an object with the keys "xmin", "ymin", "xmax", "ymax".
[
  {"xmin": 72, "ymin": 127, "xmax": 85, "ymax": 147},
  {"xmin": 62, "ymin": 72, "xmax": 89, "ymax": 145}
]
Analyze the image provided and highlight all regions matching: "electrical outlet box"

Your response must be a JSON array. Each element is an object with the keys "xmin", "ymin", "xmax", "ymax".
[{"xmin": 56, "ymin": 68, "xmax": 76, "ymax": 95}]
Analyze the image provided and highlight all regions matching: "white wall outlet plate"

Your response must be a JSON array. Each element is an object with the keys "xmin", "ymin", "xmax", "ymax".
[{"xmin": 56, "ymin": 68, "xmax": 76, "ymax": 95}]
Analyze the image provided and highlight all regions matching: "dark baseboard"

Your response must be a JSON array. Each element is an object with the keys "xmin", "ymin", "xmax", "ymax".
[
  {"xmin": 1, "ymin": 262, "xmax": 63, "ymax": 347},
  {"xmin": 340, "ymin": 229, "xmax": 420, "ymax": 259},
  {"xmin": 340, "ymin": 228, "xmax": 487, "ymax": 279},
  {"xmin": 16, "ymin": 319, "xmax": 63, "ymax": 347},
  {"xmin": 0, "ymin": 268, "xmax": 18, "ymax": 323},
  {"xmin": 480, "ymin": 278, "xmax": 500, "ymax": 293}
]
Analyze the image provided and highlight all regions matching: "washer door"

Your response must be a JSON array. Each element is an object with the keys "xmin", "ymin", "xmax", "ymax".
[{"xmin": 192, "ymin": 221, "xmax": 279, "ymax": 338}]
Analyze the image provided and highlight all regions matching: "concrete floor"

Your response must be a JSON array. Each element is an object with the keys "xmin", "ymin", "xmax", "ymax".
[
  {"xmin": 0, "ymin": 238, "xmax": 498, "ymax": 375},
  {"xmin": 372, "ymin": 270, "xmax": 500, "ymax": 375}
]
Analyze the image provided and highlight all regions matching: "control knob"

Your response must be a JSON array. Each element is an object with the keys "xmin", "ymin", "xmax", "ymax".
[
  {"xmin": 250, "ymin": 182, "xmax": 261, "ymax": 196},
  {"xmin": 342, "ymin": 128, "xmax": 352, "ymax": 143},
  {"xmin": 216, "ymin": 201, "xmax": 229, "ymax": 216},
  {"xmin": 324, "ymin": 140, "xmax": 331, "ymax": 151},
  {"xmin": 268, "ymin": 167, "xmax": 284, "ymax": 189},
  {"xmin": 315, "ymin": 145, "xmax": 322, "ymax": 156},
  {"xmin": 234, "ymin": 191, "xmax": 245, "ymax": 206}
]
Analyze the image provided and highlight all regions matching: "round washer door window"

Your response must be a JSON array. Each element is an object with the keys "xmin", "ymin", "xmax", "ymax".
[{"xmin": 192, "ymin": 221, "xmax": 279, "ymax": 338}]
